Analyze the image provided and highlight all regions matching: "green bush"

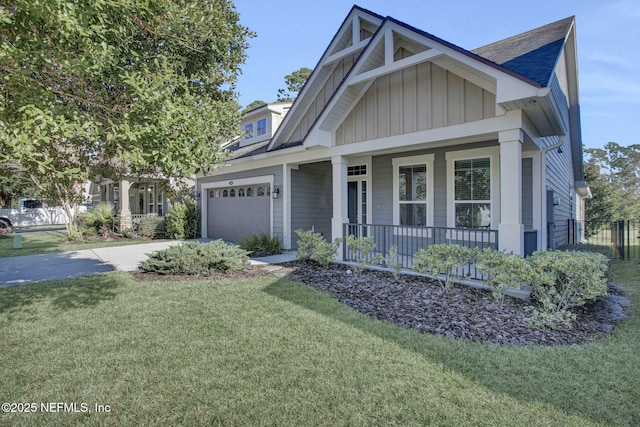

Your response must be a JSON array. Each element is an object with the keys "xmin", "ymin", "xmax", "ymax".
[
  {"xmin": 413, "ymin": 244, "xmax": 475, "ymax": 291},
  {"xmin": 475, "ymin": 248, "xmax": 533, "ymax": 306},
  {"xmin": 238, "ymin": 232, "xmax": 283, "ymax": 257},
  {"xmin": 345, "ymin": 234, "xmax": 377, "ymax": 273},
  {"xmin": 165, "ymin": 199, "xmax": 198, "ymax": 240},
  {"xmin": 527, "ymin": 250, "xmax": 609, "ymax": 329},
  {"xmin": 385, "ymin": 245, "xmax": 403, "ymax": 281},
  {"xmin": 558, "ymin": 243, "xmax": 612, "ymax": 258},
  {"xmin": 294, "ymin": 229, "xmax": 322, "ymax": 261},
  {"xmin": 120, "ymin": 227, "xmax": 136, "ymax": 239},
  {"xmin": 140, "ymin": 240, "xmax": 250, "ymax": 275},
  {"xmin": 137, "ymin": 216, "xmax": 165, "ymax": 239},
  {"xmin": 294, "ymin": 228, "xmax": 341, "ymax": 267},
  {"xmin": 78, "ymin": 202, "xmax": 115, "ymax": 236}
]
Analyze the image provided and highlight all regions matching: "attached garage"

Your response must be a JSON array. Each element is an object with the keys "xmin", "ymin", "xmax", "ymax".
[{"xmin": 203, "ymin": 178, "xmax": 272, "ymax": 243}]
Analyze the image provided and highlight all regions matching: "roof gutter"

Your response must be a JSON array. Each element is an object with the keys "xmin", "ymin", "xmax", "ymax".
[{"xmin": 543, "ymin": 135, "xmax": 592, "ymax": 199}]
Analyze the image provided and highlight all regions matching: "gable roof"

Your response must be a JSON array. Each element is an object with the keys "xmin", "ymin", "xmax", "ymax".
[
  {"xmin": 264, "ymin": 7, "xmax": 576, "ymax": 153},
  {"xmin": 472, "ymin": 17, "xmax": 574, "ymax": 87}
]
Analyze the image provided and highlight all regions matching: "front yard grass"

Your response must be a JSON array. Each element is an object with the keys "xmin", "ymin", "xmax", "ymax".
[
  {"xmin": 0, "ymin": 230, "xmax": 168, "ymax": 258},
  {"xmin": 1, "ymin": 261, "xmax": 638, "ymax": 426}
]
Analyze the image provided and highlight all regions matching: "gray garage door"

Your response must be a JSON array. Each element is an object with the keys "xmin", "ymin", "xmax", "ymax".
[{"xmin": 206, "ymin": 184, "xmax": 271, "ymax": 242}]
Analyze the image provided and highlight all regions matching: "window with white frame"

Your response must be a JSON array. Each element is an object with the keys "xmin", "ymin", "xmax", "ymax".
[
  {"xmin": 256, "ymin": 118, "xmax": 267, "ymax": 136},
  {"xmin": 393, "ymin": 154, "xmax": 434, "ymax": 227},
  {"xmin": 454, "ymin": 157, "xmax": 491, "ymax": 228},
  {"xmin": 398, "ymin": 164, "xmax": 427, "ymax": 226},
  {"xmin": 244, "ymin": 123, "xmax": 253, "ymax": 139}
]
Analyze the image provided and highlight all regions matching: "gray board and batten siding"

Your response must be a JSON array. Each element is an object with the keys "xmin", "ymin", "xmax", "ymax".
[{"xmin": 290, "ymin": 161, "xmax": 333, "ymax": 248}]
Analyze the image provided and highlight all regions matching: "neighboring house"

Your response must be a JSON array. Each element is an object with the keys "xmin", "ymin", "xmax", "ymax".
[
  {"xmin": 197, "ymin": 6, "xmax": 590, "ymax": 260},
  {"xmin": 93, "ymin": 176, "xmax": 170, "ymax": 229}
]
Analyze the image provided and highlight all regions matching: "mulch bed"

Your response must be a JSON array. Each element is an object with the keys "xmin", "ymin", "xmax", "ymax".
[{"xmin": 132, "ymin": 260, "xmax": 629, "ymax": 346}]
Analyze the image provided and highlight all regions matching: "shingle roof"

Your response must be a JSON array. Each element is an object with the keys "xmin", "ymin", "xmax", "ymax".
[{"xmin": 472, "ymin": 16, "xmax": 574, "ymax": 86}]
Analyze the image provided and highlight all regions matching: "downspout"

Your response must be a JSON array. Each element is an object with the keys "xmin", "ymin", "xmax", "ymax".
[
  {"xmin": 542, "ymin": 135, "xmax": 564, "ymax": 155},
  {"xmin": 541, "ymin": 135, "xmax": 565, "ymax": 250}
]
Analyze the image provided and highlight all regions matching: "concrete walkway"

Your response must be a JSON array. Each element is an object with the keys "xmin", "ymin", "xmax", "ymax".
[{"xmin": 0, "ymin": 241, "xmax": 297, "ymax": 287}]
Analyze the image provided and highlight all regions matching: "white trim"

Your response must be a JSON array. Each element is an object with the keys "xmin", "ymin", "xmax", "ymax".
[
  {"xmin": 392, "ymin": 154, "xmax": 435, "ymax": 227},
  {"xmin": 347, "ymin": 156, "xmax": 372, "ymax": 226},
  {"xmin": 200, "ymin": 175, "xmax": 274, "ymax": 239},
  {"xmin": 283, "ymin": 164, "xmax": 292, "ymax": 249},
  {"xmin": 446, "ymin": 147, "xmax": 500, "ymax": 230}
]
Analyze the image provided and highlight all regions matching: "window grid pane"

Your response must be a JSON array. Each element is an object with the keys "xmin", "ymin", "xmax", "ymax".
[{"xmin": 454, "ymin": 157, "xmax": 491, "ymax": 228}]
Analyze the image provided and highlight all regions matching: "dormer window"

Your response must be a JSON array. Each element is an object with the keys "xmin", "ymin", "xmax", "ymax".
[
  {"xmin": 257, "ymin": 118, "xmax": 267, "ymax": 136},
  {"xmin": 244, "ymin": 123, "xmax": 253, "ymax": 139}
]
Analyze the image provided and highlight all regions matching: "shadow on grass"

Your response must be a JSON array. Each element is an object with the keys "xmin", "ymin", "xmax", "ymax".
[
  {"xmin": 264, "ymin": 273, "xmax": 639, "ymax": 426},
  {"xmin": 0, "ymin": 273, "xmax": 124, "ymax": 319}
]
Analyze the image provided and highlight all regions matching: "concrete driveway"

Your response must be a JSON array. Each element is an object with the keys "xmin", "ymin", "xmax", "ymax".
[
  {"xmin": 0, "ymin": 241, "xmax": 182, "ymax": 287},
  {"xmin": 0, "ymin": 240, "xmax": 297, "ymax": 287}
]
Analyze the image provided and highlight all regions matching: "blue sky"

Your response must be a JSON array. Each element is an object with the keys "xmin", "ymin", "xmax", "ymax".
[{"xmin": 233, "ymin": 0, "xmax": 639, "ymax": 150}]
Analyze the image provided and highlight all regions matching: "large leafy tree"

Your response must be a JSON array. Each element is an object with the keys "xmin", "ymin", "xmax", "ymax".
[
  {"xmin": 0, "ymin": 161, "xmax": 42, "ymax": 208},
  {"xmin": 241, "ymin": 100, "xmax": 267, "ymax": 114},
  {"xmin": 584, "ymin": 142, "xmax": 640, "ymax": 230},
  {"xmin": 0, "ymin": 0, "xmax": 253, "ymax": 231},
  {"xmin": 276, "ymin": 67, "xmax": 311, "ymax": 101}
]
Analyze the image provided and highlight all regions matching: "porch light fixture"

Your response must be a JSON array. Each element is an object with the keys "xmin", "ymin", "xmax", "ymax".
[{"xmin": 272, "ymin": 185, "xmax": 280, "ymax": 199}]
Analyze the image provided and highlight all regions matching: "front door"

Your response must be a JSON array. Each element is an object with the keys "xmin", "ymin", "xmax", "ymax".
[{"xmin": 347, "ymin": 180, "xmax": 367, "ymax": 236}]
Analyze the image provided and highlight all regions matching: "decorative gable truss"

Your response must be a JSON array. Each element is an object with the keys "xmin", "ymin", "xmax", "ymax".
[
  {"xmin": 310, "ymin": 18, "xmax": 552, "ymax": 149},
  {"xmin": 272, "ymin": 12, "xmax": 575, "ymax": 153},
  {"xmin": 268, "ymin": 7, "xmax": 383, "ymax": 150}
]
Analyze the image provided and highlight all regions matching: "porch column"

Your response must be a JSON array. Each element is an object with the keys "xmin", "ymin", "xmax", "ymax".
[
  {"xmin": 331, "ymin": 156, "xmax": 348, "ymax": 259},
  {"xmin": 498, "ymin": 129, "xmax": 524, "ymax": 256},
  {"xmin": 118, "ymin": 179, "xmax": 132, "ymax": 230}
]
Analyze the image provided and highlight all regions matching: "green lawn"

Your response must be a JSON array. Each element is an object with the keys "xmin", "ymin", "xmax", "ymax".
[
  {"xmin": 1, "ymin": 261, "xmax": 638, "ymax": 426},
  {"xmin": 0, "ymin": 230, "xmax": 168, "ymax": 258}
]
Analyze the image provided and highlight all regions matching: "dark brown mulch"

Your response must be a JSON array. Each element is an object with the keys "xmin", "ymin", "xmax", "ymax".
[{"xmin": 132, "ymin": 260, "xmax": 629, "ymax": 346}]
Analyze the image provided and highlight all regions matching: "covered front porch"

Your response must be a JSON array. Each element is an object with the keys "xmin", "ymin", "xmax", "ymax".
[
  {"xmin": 286, "ymin": 131, "xmax": 545, "ymax": 260},
  {"xmin": 93, "ymin": 178, "xmax": 169, "ymax": 230}
]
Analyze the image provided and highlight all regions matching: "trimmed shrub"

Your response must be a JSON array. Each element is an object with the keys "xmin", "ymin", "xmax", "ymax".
[
  {"xmin": 165, "ymin": 199, "xmax": 198, "ymax": 240},
  {"xmin": 345, "ymin": 234, "xmax": 377, "ymax": 273},
  {"xmin": 137, "ymin": 216, "xmax": 165, "ymax": 239},
  {"xmin": 527, "ymin": 250, "xmax": 609, "ymax": 329},
  {"xmin": 294, "ymin": 228, "xmax": 341, "ymax": 267},
  {"xmin": 238, "ymin": 232, "xmax": 283, "ymax": 257},
  {"xmin": 475, "ymin": 248, "xmax": 533, "ymax": 306},
  {"xmin": 413, "ymin": 244, "xmax": 475, "ymax": 291},
  {"xmin": 558, "ymin": 243, "xmax": 612, "ymax": 258},
  {"xmin": 140, "ymin": 240, "xmax": 250, "ymax": 275}
]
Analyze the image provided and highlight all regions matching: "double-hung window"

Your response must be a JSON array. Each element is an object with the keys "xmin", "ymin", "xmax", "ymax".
[
  {"xmin": 454, "ymin": 157, "xmax": 491, "ymax": 228},
  {"xmin": 392, "ymin": 154, "xmax": 434, "ymax": 227},
  {"xmin": 399, "ymin": 165, "xmax": 427, "ymax": 226}
]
